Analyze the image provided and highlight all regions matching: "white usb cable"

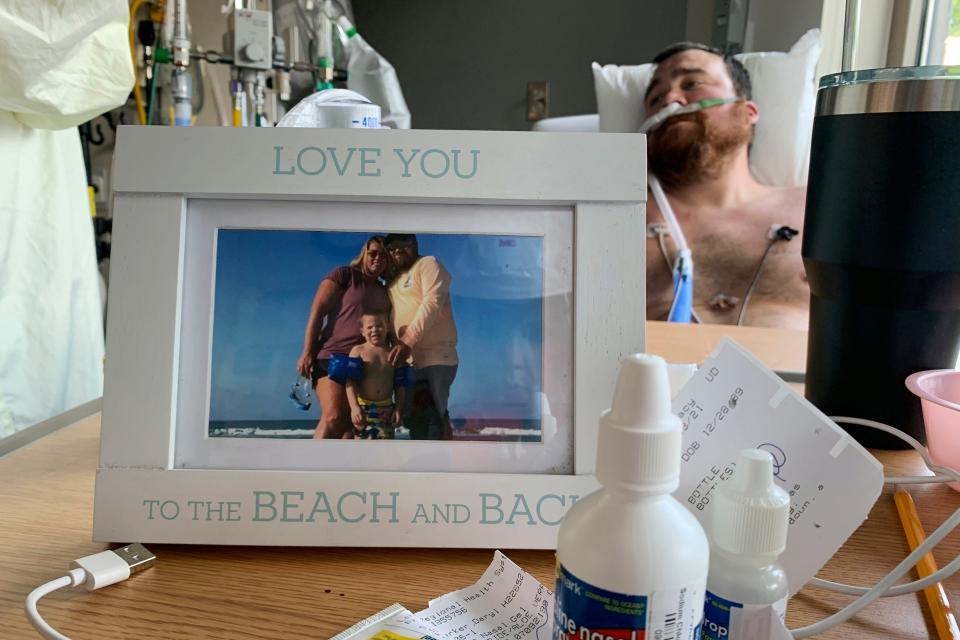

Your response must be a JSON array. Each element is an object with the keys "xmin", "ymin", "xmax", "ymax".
[{"xmin": 25, "ymin": 544, "xmax": 156, "ymax": 640}]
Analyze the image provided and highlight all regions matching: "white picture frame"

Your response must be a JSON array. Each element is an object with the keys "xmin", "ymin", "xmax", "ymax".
[{"xmin": 94, "ymin": 126, "xmax": 646, "ymax": 548}]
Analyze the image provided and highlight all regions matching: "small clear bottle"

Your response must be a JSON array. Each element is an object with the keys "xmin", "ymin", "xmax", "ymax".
[
  {"xmin": 703, "ymin": 449, "xmax": 791, "ymax": 640},
  {"xmin": 554, "ymin": 354, "xmax": 709, "ymax": 640}
]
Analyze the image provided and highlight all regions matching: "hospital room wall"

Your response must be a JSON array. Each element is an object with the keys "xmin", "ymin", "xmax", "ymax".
[
  {"xmin": 685, "ymin": 0, "xmax": 825, "ymax": 54},
  {"xmin": 745, "ymin": 0, "xmax": 824, "ymax": 52},
  {"xmin": 686, "ymin": 1, "xmax": 908, "ymax": 89},
  {"xmin": 350, "ymin": 0, "xmax": 687, "ymax": 131}
]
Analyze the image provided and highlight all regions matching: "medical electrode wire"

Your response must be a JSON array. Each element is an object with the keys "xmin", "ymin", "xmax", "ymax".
[
  {"xmin": 736, "ymin": 237, "xmax": 777, "ymax": 326},
  {"xmin": 792, "ymin": 497, "xmax": 960, "ymax": 637},
  {"xmin": 813, "ymin": 545, "xmax": 960, "ymax": 598},
  {"xmin": 786, "ymin": 416, "xmax": 960, "ymax": 637},
  {"xmin": 804, "ymin": 417, "xmax": 960, "ymax": 597},
  {"xmin": 737, "ymin": 226, "xmax": 798, "ymax": 326},
  {"xmin": 838, "ymin": 416, "xmax": 960, "ymax": 489}
]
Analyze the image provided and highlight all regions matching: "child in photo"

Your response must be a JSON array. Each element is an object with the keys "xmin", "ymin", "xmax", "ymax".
[{"xmin": 346, "ymin": 311, "xmax": 406, "ymax": 439}]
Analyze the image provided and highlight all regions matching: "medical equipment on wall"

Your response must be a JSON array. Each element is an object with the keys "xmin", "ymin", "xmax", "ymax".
[
  {"xmin": 127, "ymin": 0, "xmax": 408, "ymax": 128},
  {"xmin": 222, "ymin": 2, "xmax": 275, "ymax": 127},
  {"xmin": 802, "ymin": 67, "xmax": 960, "ymax": 449},
  {"xmin": 130, "ymin": 0, "xmax": 198, "ymax": 126},
  {"xmin": 131, "ymin": 0, "xmax": 318, "ymax": 127},
  {"xmin": 336, "ymin": 16, "xmax": 411, "ymax": 129}
]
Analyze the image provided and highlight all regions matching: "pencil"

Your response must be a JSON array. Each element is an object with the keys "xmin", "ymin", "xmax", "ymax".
[{"xmin": 893, "ymin": 485, "xmax": 960, "ymax": 640}]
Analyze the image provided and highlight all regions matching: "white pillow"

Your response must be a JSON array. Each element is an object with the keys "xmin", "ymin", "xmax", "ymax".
[{"xmin": 592, "ymin": 29, "xmax": 822, "ymax": 188}]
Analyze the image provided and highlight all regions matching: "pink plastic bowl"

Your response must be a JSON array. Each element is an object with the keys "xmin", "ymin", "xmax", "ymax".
[{"xmin": 906, "ymin": 369, "xmax": 960, "ymax": 491}]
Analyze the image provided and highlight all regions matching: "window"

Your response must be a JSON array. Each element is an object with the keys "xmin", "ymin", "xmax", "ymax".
[
  {"xmin": 923, "ymin": 0, "xmax": 960, "ymax": 65},
  {"xmin": 940, "ymin": 0, "xmax": 960, "ymax": 64}
]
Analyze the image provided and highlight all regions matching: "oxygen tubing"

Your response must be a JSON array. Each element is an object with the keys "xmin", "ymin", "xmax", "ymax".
[
  {"xmin": 650, "ymin": 175, "xmax": 693, "ymax": 323},
  {"xmin": 643, "ymin": 97, "xmax": 737, "ymax": 323}
]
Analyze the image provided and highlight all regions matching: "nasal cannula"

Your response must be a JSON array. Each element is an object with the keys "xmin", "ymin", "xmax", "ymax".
[{"xmin": 638, "ymin": 97, "xmax": 737, "ymax": 135}]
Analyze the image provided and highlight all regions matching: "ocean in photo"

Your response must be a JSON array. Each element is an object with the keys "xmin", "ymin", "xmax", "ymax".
[{"xmin": 208, "ymin": 418, "xmax": 543, "ymax": 442}]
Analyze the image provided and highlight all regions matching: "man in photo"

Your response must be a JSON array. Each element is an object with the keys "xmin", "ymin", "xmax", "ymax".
[
  {"xmin": 345, "ymin": 310, "xmax": 406, "ymax": 439},
  {"xmin": 385, "ymin": 233, "xmax": 459, "ymax": 440}
]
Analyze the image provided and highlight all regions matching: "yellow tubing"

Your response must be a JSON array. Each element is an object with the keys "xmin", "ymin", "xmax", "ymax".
[{"xmin": 129, "ymin": 0, "xmax": 148, "ymax": 125}]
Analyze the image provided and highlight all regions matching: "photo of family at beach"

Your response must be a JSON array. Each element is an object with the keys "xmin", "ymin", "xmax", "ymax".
[{"xmin": 207, "ymin": 228, "xmax": 546, "ymax": 443}]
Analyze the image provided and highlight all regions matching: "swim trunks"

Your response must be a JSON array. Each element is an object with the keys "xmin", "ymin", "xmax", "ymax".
[{"xmin": 356, "ymin": 397, "xmax": 395, "ymax": 439}]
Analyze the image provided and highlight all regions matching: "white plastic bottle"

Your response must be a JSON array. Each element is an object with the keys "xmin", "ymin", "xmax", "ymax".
[
  {"xmin": 336, "ymin": 16, "xmax": 411, "ymax": 129},
  {"xmin": 554, "ymin": 354, "xmax": 709, "ymax": 640},
  {"xmin": 702, "ymin": 449, "xmax": 790, "ymax": 640}
]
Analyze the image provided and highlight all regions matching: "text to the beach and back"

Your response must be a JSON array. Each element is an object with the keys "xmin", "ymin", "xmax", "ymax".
[{"xmin": 141, "ymin": 490, "xmax": 578, "ymax": 526}]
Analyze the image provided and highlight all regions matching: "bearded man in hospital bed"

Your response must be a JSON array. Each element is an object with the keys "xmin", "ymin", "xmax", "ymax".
[{"xmin": 643, "ymin": 43, "xmax": 809, "ymax": 331}]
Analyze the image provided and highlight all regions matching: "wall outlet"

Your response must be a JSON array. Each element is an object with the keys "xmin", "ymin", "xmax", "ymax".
[{"xmin": 526, "ymin": 81, "xmax": 549, "ymax": 121}]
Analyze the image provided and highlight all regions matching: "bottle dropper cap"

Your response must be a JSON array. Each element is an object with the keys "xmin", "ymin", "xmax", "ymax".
[
  {"xmin": 713, "ymin": 449, "xmax": 791, "ymax": 556},
  {"xmin": 596, "ymin": 354, "xmax": 682, "ymax": 493}
]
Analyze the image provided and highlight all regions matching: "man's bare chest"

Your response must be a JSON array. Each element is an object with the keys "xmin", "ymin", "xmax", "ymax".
[
  {"xmin": 646, "ymin": 206, "xmax": 806, "ymax": 306},
  {"xmin": 688, "ymin": 219, "xmax": 790, "ymax": 288}
]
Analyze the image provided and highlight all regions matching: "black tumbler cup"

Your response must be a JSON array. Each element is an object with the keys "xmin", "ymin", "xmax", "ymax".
[{"xmin": 803, "ymin": 68, "xmax": 960, "ymax": 448}]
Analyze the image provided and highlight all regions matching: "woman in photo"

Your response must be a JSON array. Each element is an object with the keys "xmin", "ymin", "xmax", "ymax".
[{"xmin": 296, "ymin": 236, "xmax": 392, "ymax": 438}]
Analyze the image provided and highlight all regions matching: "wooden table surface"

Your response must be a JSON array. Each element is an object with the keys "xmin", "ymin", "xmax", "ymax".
[{"xmin": 1, "ymin": 322, "xmax": 957, "ymax": 639}]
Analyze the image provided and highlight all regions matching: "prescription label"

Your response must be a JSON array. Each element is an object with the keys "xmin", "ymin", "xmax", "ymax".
[
  {"xmin": 702, "ymin": 591, "xmax": 786, "ymax": 640},
  {"xmin": 554, "ymin": 563, "xmax": 703, "ymax": 640},
  {"xmin": 673, "ymin": 339, "xmax": 884, "ymax": 594}
]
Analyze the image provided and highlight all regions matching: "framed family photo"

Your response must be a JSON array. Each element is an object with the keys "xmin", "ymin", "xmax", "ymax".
[{"xmin": 95, "ymin": 126, "xmax": 646, "ymax": 548}]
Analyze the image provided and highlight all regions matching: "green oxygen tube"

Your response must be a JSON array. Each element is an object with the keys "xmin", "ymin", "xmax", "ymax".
[{"xmin": 640, "ymin": 96, "xmax": 738, "ymax": 323}]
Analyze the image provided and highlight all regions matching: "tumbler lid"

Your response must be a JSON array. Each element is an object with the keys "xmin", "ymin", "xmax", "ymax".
[
  {"xmin": 820, "ymin": 65, "xmax": 960, "ymax": 90},
  {"xmin": 817, "ymin": 65, "xmax": 960, "ymax": 116}
]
